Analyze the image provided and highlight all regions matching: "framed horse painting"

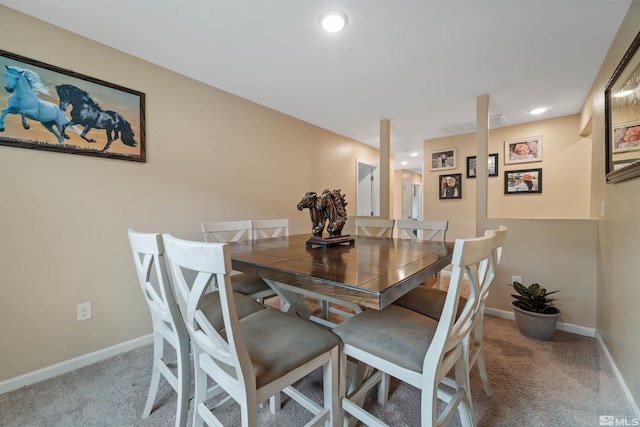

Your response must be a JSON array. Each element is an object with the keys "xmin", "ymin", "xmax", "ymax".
[{"xmin": 0, "ymin": 50, "xmax": 145, "ymax": 162}]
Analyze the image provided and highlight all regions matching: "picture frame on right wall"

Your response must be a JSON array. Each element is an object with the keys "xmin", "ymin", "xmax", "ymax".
[
  {"xmin": 504, "ymin": 168, "xmax": 542, "ymax": 194},
  {"xmin": 504, "ymin": 136, "xmax": 542, "ymax": 164}
]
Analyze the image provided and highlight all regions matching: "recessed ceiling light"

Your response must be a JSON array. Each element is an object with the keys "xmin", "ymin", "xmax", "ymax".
[
  {"xmin": 529, "ymin": 107, "xmax": 547, "ymax": 115},
  {"xmin": 614, "ymin": 89, "xmax": 634, "ymax": 98},
  {"xmin": 401, "ymin": 161, "xmax": 408, "ymax": 166},
  {"xmin": 410, "ymin": 152, "xmax": 419, "ymax": 157},
  {"xmin": 319, "ymin": 10, "xmax": 347, "ymax": 33}
]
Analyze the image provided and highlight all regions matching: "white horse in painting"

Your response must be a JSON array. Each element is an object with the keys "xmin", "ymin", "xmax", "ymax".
[{"xmin": 0, "ymin": 65, "xmax": 69, "ymax": 144}]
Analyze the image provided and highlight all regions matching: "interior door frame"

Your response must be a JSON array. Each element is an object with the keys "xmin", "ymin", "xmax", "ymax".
[{"xmin": 356, "ymin": 160, "xmax": 380, "ymax": 216}]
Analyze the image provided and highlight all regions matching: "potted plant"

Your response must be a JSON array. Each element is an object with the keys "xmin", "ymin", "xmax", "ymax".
[{"xmin": 510, "ymin": 281, "xmax": 560, "ymax": 341}]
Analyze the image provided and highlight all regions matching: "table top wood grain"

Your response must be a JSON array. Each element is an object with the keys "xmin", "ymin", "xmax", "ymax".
[{"xmin": 229, "ymin": 234, "xmax": 454, "ymax": 310}]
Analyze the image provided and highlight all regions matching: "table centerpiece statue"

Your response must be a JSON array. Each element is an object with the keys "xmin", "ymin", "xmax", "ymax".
[{"xmin": 296, "ymin": 189, "xmax": 355, "ymax": 248}]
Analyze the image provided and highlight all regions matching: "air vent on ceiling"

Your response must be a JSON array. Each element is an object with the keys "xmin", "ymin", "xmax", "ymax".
[{"xmin": 439, "ymin": 114, "xmax": 507, "ymax": 136}]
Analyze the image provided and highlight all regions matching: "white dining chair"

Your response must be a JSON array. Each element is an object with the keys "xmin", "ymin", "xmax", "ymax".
[
  {"xmin": 127, "ymin": 229, "xmax": 268, "ymax": 426},
  {"xmin": 162, "ymin": 234, "xmax": 341, "ymax": 427},
  {"xmin": 393, "ymin": 225, "xmax": 508, "ymax": 397},
  {"xmin": 354, "ymin": 218, "xmax": 395, "ymax": 237},
  {"xmin": 127, "ymin": 229, "xmax": 190, "ymax": 427},
  {"xmin": 333, "ymin": 231, "xmax": 498, "ymax": 427},
  {"xmin": 201, "ymin": 220, "xmax": 276, "ymax": 301},
  {"xmin": 396, "ymin": 219, "xmax": 449, "ymax": 288}
]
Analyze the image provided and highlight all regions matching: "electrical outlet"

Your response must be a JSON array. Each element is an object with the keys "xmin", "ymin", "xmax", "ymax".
[
  {"xmin": 77, "ymin": 302, "xmax": 92, "ymax": 321},
  {"xmin": 512, "ymin": 275, "xmax": 522, "ymax": 284}
]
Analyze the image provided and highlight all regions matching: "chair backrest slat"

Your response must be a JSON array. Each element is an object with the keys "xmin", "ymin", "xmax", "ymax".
[
  {"xmin": 128, "ymin": 229, "xmax": 180, "ymax": 327},
  {"xmin": 252, "ymin": 219, "xmax": 289, "ymax": 239},
  {"xmin": 396, "ymin": 219, "xmax": 448, "ymax": 242},
  {"xmin": 202, "ymin": 220, "xmax": 253, "ymax": 243},
  {"xmin": 354, "ymin": 218, "xmax": 395, "ymax": 237}
]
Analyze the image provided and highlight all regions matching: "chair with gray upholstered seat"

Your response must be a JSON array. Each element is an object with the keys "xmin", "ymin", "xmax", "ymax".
[
  {"xmin": 127, "ymin": 229, "xmax": 266, "ymax": 427},
  {"xmin": 201, "ymin": 220, "xmax": 276, "ymax": 301},
  {"xmin": 163, "ymin": 233, "xmax": 341, "ymax": 427},
  {"xmin": 393, "ymin": 225, "xmax": 508, "ymax": 397},
  {"xmin": 396, "ymin": 219, "xmax": 449, "ymax": 288},
  {"xmin": 334, "ymin": 231, "xmax": 498, "ymax": 427}
]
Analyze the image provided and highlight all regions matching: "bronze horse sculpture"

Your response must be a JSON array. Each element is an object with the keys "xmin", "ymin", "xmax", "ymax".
[{"xmin": 297, "ymin": 189, "xmax": 348, "ymax": 238}]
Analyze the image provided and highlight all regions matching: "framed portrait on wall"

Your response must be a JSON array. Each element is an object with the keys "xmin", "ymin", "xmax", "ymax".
[
  {"xmin": 430, "ymin": 148, "xmax": 456, "ymax": 171},
  {"xmin": 612, "ymin": 121, "xmax": 640, "ymax": 153},
  {"xmin": 467, "ymin": 153, "xmax": 499, "ymax": 178},
  {"xmin": 439, "ymin": 173, "xmax": 462, "ymax": 199},
  {"xmin": 504, "ymin": 136, "xmax": 542, "ymax": 164},
  {"xmin": 504, "ymin": 168, "xmax": 542, "ymax": 194}
]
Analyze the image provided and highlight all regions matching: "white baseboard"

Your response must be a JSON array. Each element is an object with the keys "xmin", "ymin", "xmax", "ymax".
[
  {"xmin": 484, "ymin": 307, "xmax": 596, "ymax": 337},
  {"xmin": 0, "ymin": 334, "xmax": 152, "ymax": 394},
  {"xmin": 595, "ymin": 332, "xmax": 640, "ymax": 418}
]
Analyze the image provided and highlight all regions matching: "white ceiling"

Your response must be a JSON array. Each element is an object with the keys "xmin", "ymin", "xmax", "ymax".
[{"xmin": 1, "ymin": 0, "xmax": 632, "ymax": 173}]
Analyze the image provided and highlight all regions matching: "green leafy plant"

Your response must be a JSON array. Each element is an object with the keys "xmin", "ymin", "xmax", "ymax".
[{"xmin": 510, "ymin": 281, "xmax": 559, "ymax": 314}]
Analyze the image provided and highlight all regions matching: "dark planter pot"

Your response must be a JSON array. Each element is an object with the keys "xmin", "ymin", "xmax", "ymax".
[{"xmin": 512, "ymin": 302, "xmax": 560, "ymax": 341}]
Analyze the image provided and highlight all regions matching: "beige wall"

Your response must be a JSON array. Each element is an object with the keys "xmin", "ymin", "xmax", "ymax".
[
  {"xmin": 423, "ymin": 114, "xmax": 592, "ymax": 226},
  {"xmin": 421, "ymin": 116, "xmax": 598, "ymax": 330},
  {"xmin": 0, "ymin": 7, "xmax": 380, "ymax": 381},
  {"xmin": 586, "ymin": 0, "xmax": 640, "ymax": 412}
]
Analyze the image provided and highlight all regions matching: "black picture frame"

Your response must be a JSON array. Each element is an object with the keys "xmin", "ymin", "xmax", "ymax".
[
  {"xmin": 439, "ymin": 173, "xmax": 462, "ymax": 199},
  {"xmin": 504, "ymin": 168, "xmax": 542, "ymax": 194},
  {"xmin": 467, "ymin": 153, "xmax": 499, "ymax": 178},
  {"xmin": 0, "ymin": 50, "xmax": 145, "ymax": 162}
]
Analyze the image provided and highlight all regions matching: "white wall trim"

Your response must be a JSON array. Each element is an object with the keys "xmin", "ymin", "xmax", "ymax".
[
  {"xmin": 0, "ymin": 334, "xmax": 152, "ymax": 394},
  {"xmin": 484, "ymin": 307, "xmax": 596, "ymax": 337},
  {"xmin": 595, "ymin": 332, "xmax": 640, "ymax": 418}
]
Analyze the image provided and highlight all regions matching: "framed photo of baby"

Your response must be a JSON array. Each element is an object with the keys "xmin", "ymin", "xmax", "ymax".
[
  {"xmin": 504, "ymin": 136, "xmax": 542, "ymax": 164},
  {"xmin": 439, "ymin": 173, "xmax": 462, "ymax": 199},
  {"xmin": 612, "ymin": 121, "xmax": 640, "ymax": 153}
]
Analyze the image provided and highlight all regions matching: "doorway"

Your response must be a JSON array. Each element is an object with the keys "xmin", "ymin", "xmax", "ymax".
[
  {"xmin": 357, "ymin": 161, "xmax": 379, "ymax": 216},
  {"xmin": 402, "ymin": 180, "xmax": 421, "ymax": 220}
]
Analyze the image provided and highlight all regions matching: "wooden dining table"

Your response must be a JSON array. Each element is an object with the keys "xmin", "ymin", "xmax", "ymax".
[{"xmin": 229, "ymin": 234, "xmax": 454, "ymax": 326}]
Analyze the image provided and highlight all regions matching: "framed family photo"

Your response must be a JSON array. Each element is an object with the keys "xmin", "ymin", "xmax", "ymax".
[
  {"xmin": 466, "ymin": 153, "xmax": 499, "ymax": 178},
  {"xmin": 504, "ymin": 136, "xmax": 542, "ymax": 164},
  {"xmin": 439, "ymin": 173, "xmax": 462, "ymax": 199},
  {"xmin": 612, "ymin": 121, "xmax": 640, "ymax": 153},
  {"xmin": 0, "ymin": 50, "xmax": 146, "ymax": 162},
  {"xmin": 504, "ymin": 168, "xmax": 542, "ymax": 194},
  {"xmin": 430, "ymin": 148, "xmax": 456, "ymax": 171}
]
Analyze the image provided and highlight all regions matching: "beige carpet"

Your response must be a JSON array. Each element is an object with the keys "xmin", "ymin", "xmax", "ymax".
[{"xmin": 1, "ymin": 310, "xmax": 634, "ymax": 426}]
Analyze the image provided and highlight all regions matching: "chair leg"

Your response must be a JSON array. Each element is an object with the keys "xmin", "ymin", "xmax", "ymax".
[
  {"xmin": 175, "ymin": 336, "xmax": 191, "ymax": 427},
  {"xmin": 142, "ymin": 332, "xmax": 164, "ymax": 418},
  {"xmin": 325, "ymin": 347, "xmax": 340, "ymax": 427},
  {"xmin": 192, "ymin": 353, "xmax": 207, "ymax": 427},
  {"xmin": 473, "ymin": 318, "xmax": 493, "ymax": 397},
  {"xmin": 377, "ymin": 373, "xmax": 390, "ymax": 404},
  {"xmin": 456, "ymin": 345, "xmax": 475, "ymax": 427},
  {"xmin": 240, "ymin": 393, "xmax": 258, "ymax": 427},
  {"xmin": 269, "ymin": 393, "xmax": 281, "ymax": 414},
  {"xmin": 420, "ymin": 373, "xmax": 439, "ymax": 427}
]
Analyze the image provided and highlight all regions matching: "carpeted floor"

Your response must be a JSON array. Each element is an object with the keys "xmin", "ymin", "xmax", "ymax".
[{"xmin": 0, "ymin": 313, "xmax": 634, "ymax": 427}]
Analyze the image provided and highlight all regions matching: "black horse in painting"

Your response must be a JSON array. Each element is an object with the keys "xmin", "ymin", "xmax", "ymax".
[{"xmin": 56, "ymin": 84, "xmax": 136, "ymax": 152}]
